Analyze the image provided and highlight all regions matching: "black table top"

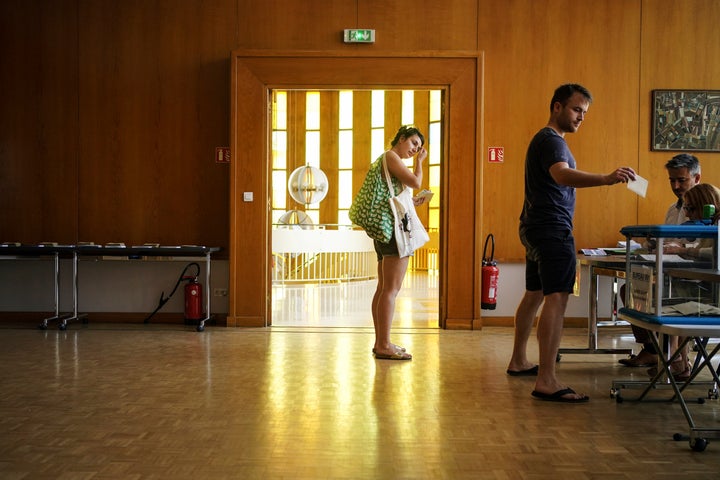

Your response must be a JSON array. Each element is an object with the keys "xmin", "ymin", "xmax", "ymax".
[{"xmin": 1, "ymin": 244, "xmax": 221, "ymax": 257}]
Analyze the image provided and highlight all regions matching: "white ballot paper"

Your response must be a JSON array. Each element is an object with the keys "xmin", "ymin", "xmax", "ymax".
[{"xmin": 627, "ymin": 174, "xmax": 648, "ymax": 198}]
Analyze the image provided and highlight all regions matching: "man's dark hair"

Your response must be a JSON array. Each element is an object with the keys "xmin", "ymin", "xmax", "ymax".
[
  {"xmin": 665, "ymin": 153, "xmax": 701, "ymax": 175},
  {"xmin": 549, "ymin": 84, "xmax": 593, "ymax": 112}
]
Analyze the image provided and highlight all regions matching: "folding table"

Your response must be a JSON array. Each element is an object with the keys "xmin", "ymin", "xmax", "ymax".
[
  {"xmin": 0, "ymin": 244, "xmax": 75, "ymax": 328},
  {"xmin": 60, "ymin": 245, "xmax": 221, "ymax": 332}
]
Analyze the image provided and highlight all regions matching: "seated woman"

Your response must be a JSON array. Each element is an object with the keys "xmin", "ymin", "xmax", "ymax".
[{"xmin": 666, "ymin": 183, "xmax": 720, "ymax": 259}]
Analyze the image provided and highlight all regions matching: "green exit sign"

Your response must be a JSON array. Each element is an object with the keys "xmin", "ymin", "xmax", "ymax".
[{"xmin": 343, "ymin": 29, "xmax": 375, "ymax": 43}]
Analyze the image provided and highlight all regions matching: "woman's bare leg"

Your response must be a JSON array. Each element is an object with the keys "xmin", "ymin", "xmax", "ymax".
[{"xmin": 372, "ymin": 255, "xmax": 409, "ymax": 355}]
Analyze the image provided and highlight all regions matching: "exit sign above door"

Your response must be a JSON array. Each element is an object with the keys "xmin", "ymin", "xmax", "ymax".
[{"xmin": 343, "ymin": 29, "xmax": 375, "ymax": 43}]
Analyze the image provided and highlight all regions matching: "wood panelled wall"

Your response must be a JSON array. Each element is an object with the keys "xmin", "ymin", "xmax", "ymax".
[
  {"xmin": 0, "ymin": 0, "xmax": 79, "ymax": 243},
  {"xmin": 480, "ymin": 0, "xmax": 720, "ymax": 261},
  {"xmin": 638, "ymin": 3, "xmax": 720, "ymax": 225},
  {"xmin": 0, "ymin": 0, "xmax": 235, "ymax": 251},
  {"xmin": 2, "ymin": 0, "xmax": 720, "ymax": 325}
]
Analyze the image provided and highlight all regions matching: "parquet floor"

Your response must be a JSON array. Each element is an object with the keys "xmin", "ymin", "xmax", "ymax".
[{"xmin": 2, "ymin": 274, "xmax": 720, "ymax": 479}]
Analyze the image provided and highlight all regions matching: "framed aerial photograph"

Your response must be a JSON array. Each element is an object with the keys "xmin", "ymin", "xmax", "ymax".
[{"xmin": 651, "ymin": 90, "xmax": 720, "ymax": 152}]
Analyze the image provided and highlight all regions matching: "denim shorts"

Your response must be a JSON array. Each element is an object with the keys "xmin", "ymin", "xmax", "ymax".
[{"xmin": 519, "ymin": 226, "xmax": 576, "ymax": 295}]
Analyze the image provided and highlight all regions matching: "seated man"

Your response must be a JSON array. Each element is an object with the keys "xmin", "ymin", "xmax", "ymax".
[{"xmin": 619, "ymin": 153, "xmax": 701, "ymax": 369}]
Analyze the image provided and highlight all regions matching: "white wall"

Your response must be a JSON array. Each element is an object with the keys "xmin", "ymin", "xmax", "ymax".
[
  {"xmin": 0, "ymin": 258, "xmax": 229, "ymax": 315},
  {"xmin": 0, "ymin": 258, "xmax": 619, "ymax": 322},
  {"xmin": 492, "ymin": 262, "xmax": 620, "ymax": 320}
]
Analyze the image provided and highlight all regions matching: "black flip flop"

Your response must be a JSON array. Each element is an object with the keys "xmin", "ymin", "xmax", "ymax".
[{"xmin": 531, "ymin": 387, "xmax": 589, "ymax": 403}]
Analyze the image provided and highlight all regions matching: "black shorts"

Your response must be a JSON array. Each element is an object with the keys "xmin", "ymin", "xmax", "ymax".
[
  {"xmin": 519, "ymin": 226, "xmax": 576, "ymax": 295},
  {"xmin": 374, "ymin": 233, "xmax": 399, "ymax": 261}
]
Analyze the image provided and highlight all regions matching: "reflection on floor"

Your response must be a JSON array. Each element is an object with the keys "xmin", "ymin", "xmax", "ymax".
[
  {"xmin": 2, "ymin": 322, "xmax": 720, "ymax": 478},
  {"xmin": 272, "ymin": 271, "xmax": 440, "ymax": 328}
]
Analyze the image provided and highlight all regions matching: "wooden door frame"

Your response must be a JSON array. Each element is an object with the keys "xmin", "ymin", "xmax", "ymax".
[{"xmin": 228, "ymin": 51, "xmax": 484, "ymax": 329}]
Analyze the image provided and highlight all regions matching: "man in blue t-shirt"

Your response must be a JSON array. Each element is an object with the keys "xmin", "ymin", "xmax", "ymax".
[{"xmin": 506, "ymin": 84, "xmax": 637, "ymax": 403}]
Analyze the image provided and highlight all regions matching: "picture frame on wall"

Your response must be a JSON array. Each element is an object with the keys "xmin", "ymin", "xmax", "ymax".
[{"xmin": 651, "ymin": 90, "xmax": 720, "ymax": 152}]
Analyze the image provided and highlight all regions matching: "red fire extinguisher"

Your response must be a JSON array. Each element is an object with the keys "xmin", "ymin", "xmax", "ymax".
[
  {"xmin": 184, "ymin": 274, "xmax": 203, "ymax": 321},
  {"xmin": 144, "ymin": 262, "xmax": 203, "ymax": 325},
  {"xmin": 481, "ymin": 233, "xmax": 499, "ymax": 310}
]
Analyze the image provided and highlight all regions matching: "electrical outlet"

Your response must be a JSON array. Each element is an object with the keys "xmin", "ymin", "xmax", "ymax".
[{"xmin": 213, "ymin": 288, "xmax": 228, "ymax": 297}]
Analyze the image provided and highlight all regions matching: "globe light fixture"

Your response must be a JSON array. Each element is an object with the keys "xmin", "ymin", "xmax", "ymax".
[
  {"xmin": 277, "ymin": 209, "xmax": 314, "ymax": 229},
  {"xmin": 288, "ymin": 165, "xmax": 328, "ymax": 205}
]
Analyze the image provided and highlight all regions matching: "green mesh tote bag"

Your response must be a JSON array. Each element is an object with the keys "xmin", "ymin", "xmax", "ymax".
[{"xmin": 349, "ymin": 153, "xmax": 395, "ymax": 243}]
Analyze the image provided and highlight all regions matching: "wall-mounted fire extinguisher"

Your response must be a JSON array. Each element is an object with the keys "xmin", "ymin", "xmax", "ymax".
[{"xmin": 481, "ymin": 233, "xmax": 499, "ymax": 310}]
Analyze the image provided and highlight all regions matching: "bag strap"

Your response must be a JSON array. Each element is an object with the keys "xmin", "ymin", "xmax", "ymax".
[{"xmin": 381, "ymin": 152, "xmax": 401, "ymax": 197}]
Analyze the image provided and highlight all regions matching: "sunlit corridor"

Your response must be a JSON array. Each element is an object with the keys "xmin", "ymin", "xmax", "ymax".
[{"xmin": 272, "ymin": 271, "xmax": 440, "ymax": 328}]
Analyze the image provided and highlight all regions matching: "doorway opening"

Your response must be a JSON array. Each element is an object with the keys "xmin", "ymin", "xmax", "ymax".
[
  {"xmin": 270, "ymin": 88, "xmax": 443, "ymax": 328},
  {"xmin": 229, "ymin": 53, "xmax": 481, "ymax": 330}
]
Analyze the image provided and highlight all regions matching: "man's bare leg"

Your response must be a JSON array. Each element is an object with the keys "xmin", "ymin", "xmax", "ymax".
[
  {"xmin": 507, "ymin": 290, "xmax": 543, "ymax": 372},
  {"xmin": 533, "ymin": 291, "xmax": 587, "ymax": 401}
]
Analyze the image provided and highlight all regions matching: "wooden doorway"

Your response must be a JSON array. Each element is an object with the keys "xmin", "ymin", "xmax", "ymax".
[{"xmin": 228, "ymin": 52, "xmax": 483, "ymax": 329}]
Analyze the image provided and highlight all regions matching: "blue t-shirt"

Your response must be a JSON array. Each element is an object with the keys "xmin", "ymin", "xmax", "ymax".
[{"xmin": 519, "ymin": 127, "xmax": 576, "ymax": 231}]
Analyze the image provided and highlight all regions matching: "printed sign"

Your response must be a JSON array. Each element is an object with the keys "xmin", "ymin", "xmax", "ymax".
[
  {"xmin": 629, "ymin": 264, "xmax": 654, "ymax": 313},
  {"xmin": 215, "ymin": 147, "xmax": 230, "ymax": 164},
  {"xmin": 488, "ymin": 147, "xmax": 504, "ymax": 163}
]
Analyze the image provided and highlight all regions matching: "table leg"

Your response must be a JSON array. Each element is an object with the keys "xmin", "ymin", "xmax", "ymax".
[
  {"xmin": 197, "ymin": 252, "xmax": 213, "ymax": 332},
  {"xmin": 559, "ymin": 264, "xmax": 633, "ymax": 355},
  {"xmin": 59, "ymin": 251, "xmax": 86, "ymax": 330},
  {"xmin": 39, "ymin": 252, "xmax": 64, "ymax": 329}
]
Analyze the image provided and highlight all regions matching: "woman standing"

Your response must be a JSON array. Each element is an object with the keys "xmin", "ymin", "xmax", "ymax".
[{"xmin": 369, "ymin": 126, "xmax": 428, "ymax": 360}]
